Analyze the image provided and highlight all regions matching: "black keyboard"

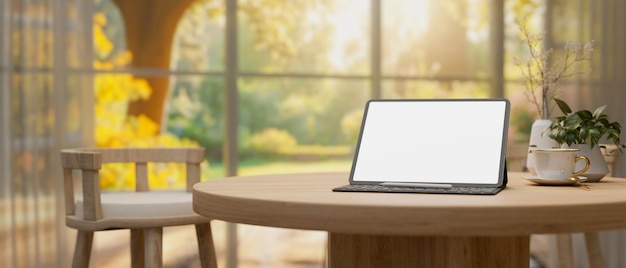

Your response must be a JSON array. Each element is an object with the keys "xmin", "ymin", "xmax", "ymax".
[{"xmin": 332, "ymin": 184, "xmax": 503, "ymax": 195}]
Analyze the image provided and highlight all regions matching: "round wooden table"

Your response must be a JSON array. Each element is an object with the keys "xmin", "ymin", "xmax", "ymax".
[{"xmin": 193, "ymin": 172, "xmax": 626, "ymax": 267}]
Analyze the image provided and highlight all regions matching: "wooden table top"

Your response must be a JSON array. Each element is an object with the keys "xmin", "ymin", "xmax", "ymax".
[{"xmin": 193, "ymin": 172, "xmax": 626, "ymax": 236}]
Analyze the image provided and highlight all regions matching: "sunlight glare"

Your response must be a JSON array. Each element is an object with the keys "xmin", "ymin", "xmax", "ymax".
[
  {"xmin": 401, "ymin": 0, "xmax": 429, "ymax": 35},
  {"xmin": 387, "ymin": 0, "xmax": 429, "ymax": 43},
  {"xmin": 326, "ymin": 0, "xmax": 368, "ymax": 71},
  {"xmin": 310, "ymin": 0, "xmax": 432, "ymax": 72},
  {"xmin": 467, "ymin": 0, "xmax": 488, "ymax": 42}
]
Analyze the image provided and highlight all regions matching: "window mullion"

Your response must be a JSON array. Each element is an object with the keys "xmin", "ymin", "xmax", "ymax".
[
  {"xmin": 224, "ymin": 1, "xmax": 239, "ymax": 268},
  {"xmin": 224, "ymin": 0, "xmax": 238, "ymax": 178},
  {"xmin": 489, "ymin": 0, "xmax": 505, "ymax": 98},
  {"xmin": 371, "ymin": 0, "xmax": 381, "ymax": 99}
]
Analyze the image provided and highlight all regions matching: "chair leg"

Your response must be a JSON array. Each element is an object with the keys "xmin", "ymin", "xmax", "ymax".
[
  {"xmin": 584, "ymin": 232, "xmax": 605, "ymax": 268},
  {"xmin": 72, "ymin": 230, "xmax": 94, "ymax": 268},
  {"xmin": 144, "ymin": 227, "xmax": 163, "ymax": 268},
  {"xmin": 131, "ymin": 229, "xmax": 145, "ymax": 268},
  {"xmin": 196, "ymin": 223, "xmax": 218, "ymax": 268},
  {"xmin": 556, "ymin": 234, "xmax": 575, "ymax": 268},
  {"xmin": 324, "ymin": 233, "xmax": 329, "ymax": 268}
]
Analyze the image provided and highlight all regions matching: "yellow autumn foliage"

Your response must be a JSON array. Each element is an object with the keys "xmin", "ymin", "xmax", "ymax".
[{"xmin": 93, "ymin": 12, "xmax": 207, "ymax": 190}]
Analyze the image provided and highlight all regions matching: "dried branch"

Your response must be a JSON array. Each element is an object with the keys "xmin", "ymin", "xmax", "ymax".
[{"xmin": 514, "ymin": 19, "xmax": 594, "ymax": 119}]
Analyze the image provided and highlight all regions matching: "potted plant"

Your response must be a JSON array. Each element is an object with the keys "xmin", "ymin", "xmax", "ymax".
[
  {"xmin": 513, "ymin": 19, "xmax": 595, "ymax": 173},
  {"xmin": 546, "ymin": 98, "xmax": 625, "ymax": 181}
]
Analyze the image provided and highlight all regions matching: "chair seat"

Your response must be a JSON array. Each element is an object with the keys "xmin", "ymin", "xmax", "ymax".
[{"xmin": 75, "ymin": 191, "xmax": 195, "ymax": 219}]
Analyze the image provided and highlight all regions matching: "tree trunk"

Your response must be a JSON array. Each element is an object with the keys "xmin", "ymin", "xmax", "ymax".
[{"xmin": 112, "ymin": 0, "xmax": 196, "ymax": 127}]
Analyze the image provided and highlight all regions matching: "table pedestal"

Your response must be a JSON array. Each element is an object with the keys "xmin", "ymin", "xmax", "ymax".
[{"xmin": 328, "ymin": 233, "xmax": 530, "ymax": 268}]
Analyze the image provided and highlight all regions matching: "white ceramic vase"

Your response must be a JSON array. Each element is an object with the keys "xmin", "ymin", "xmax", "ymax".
[
  {"xmin": 526, "ymin": 119, "xmax": 559, "ymax": 174},
  {"xmin": 566, "ymin": 144, "xmax": 609, "ymax": 182}
]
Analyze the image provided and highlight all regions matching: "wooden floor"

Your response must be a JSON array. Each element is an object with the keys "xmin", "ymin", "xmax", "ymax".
[{"xmin": 89, "ymin": 221, "xmax": 328, "ymax": 268}]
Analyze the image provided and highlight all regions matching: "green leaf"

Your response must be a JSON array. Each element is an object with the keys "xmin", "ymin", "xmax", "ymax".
[
  {"xmin": 588, "ymin": 127, "xmax": 601, "ymax": 139},
  {"xmin": 577, "ymin": 110, "xmax": 593, "ymax": 120},
  {"xmin": 565, "ymin": 132, "xmax": 577, "ymax": 145},
  {"xmin": 609, "ymin": 122, "xmax": 622, "ymax": 130},
  {"xmin": 592, "ymin": 105, "xmax": 607, "ymax": 118},
  {"xmin": 553, "ymin": 98, "xmax": 572, "ymax": 114},
  {"xmin": 564, "ymin": 114, "xmax": 581, "ymax": 130},
  {"xmin": 557, "ymin": 129, "xmax": 567, "ymax": 142},
  {"xmin": 597, "ymin": 118, "xmax": 609, "ymax": 126},
  {"xmin": 579, "ymin": 128, "xmax": 588, "ymax": 140},
  {"xmin": 607, "ymin": 128, "xmax": 620, "ymax": 138},
  {"xmin": 590, "ymin": 135, "xmax": 600, "ymax": 148},
  {"xmin": 546, "ymin": 132, "xmax": 556, "ymax": 140}
]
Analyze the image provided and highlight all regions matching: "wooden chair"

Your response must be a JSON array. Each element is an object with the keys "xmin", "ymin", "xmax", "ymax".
[{"xmin": 60, "ymin": 147, "xmax": 217, "ymax": 268}]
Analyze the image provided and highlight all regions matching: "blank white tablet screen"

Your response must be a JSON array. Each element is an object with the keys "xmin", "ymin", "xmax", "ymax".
[{"xmin": 351, "ymin": 100, "xmax": 509, "ymax": 184}]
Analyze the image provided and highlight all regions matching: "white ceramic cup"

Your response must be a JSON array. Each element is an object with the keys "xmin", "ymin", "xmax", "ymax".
[{"xmin": 531, "ymin": 149, "xmax": 590, "ymax": 180}]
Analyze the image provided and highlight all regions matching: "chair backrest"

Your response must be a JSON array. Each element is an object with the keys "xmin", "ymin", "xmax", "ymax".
[{"xmin": 60, "ymin": 147, "xmax": 205, "ymax": 221}]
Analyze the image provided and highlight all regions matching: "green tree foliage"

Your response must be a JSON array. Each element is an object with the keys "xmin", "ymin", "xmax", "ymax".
[
  {"xmin": 248, "ymin": 128, "xmax": 298, "ymax": 156},
  {"xmin": 167, "ymin": 78, "xmax": 224, "ymax": 160},
  {"xmin": 167, "ymin": 77, "xmax": 368, "ymax": 161},
  {"xmin": 167, "ymin": 0, "xmax": 369, "ymax": 161}
]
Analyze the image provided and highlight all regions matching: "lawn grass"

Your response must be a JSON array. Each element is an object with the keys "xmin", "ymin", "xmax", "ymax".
[{"xmin": 204, "ymin": 158, "xmax": 353, "ymax": 180}]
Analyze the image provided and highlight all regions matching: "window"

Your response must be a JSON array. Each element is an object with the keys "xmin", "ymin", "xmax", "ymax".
[
  {"xmin": 159, "ymin": 0, "xmax": 505, "ymax": 179},
  {"xmin": 5, "ymin": 0, "xmax": 626, "ymax": 267}
]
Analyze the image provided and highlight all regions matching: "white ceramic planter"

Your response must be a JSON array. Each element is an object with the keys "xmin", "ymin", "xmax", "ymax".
[{"xmin": 526, "ymin": 119, "xmax": 559, "ymax": 174}]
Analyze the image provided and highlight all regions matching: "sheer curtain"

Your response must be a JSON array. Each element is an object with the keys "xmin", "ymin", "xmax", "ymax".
[
  {"xmin": 547, "ymin": 1, "xmax": 626, "ymax": 267},
  {"xmin": 587, "ymin": 1, "xmax": 626, "ymax": 267},
  {"xmin": 0, "ymin": 0, "xmax": 92, "ymax": 267}
]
